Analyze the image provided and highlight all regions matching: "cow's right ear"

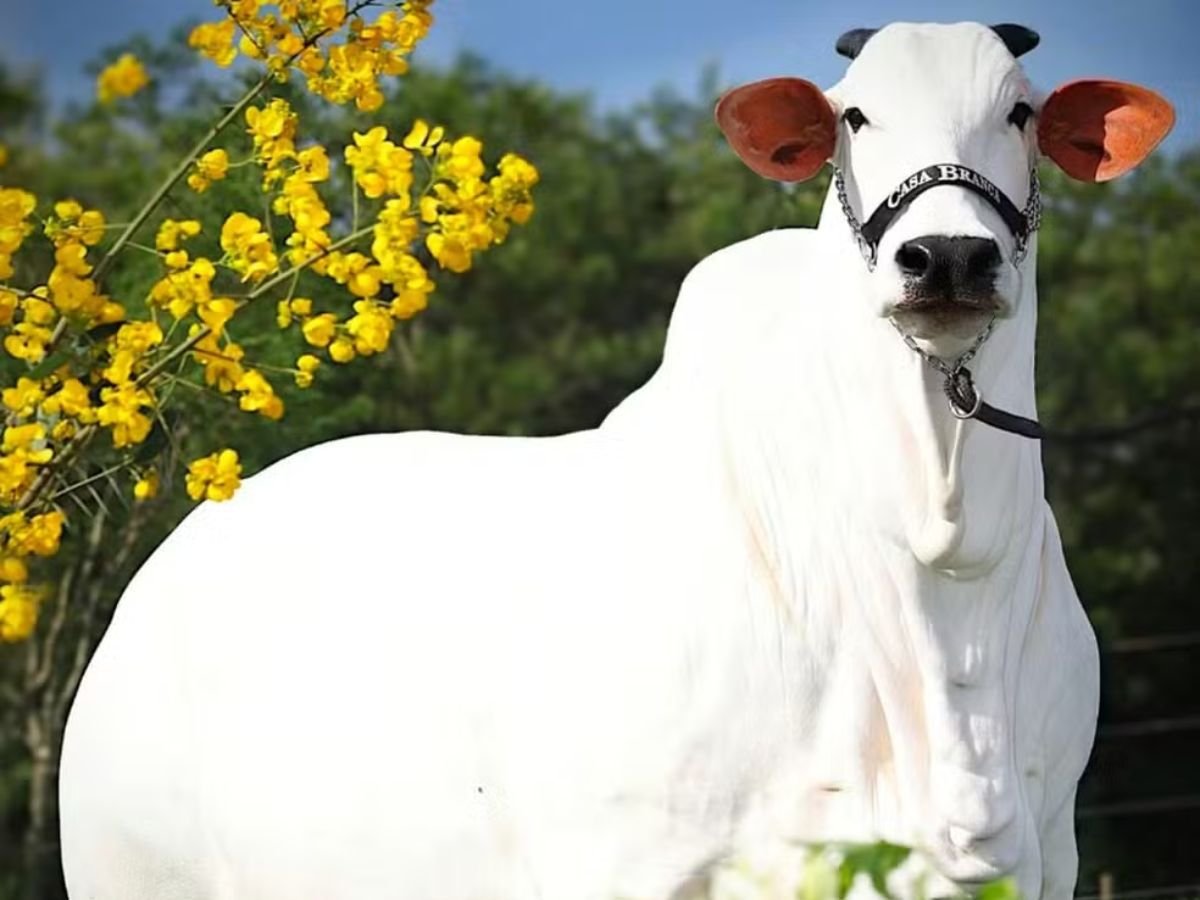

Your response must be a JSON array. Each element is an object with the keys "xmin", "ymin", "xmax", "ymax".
[
  {"xmin": 715, "ymin": 78, "xmax": 836, "ymax": 182},
  {"xmin": 1038, "ymin": 79, "xmax": 1174, "ymax": 182}
]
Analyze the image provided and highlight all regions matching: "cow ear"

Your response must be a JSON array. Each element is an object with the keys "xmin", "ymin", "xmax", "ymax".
[
  {"xmin": 1038, "ymin": 79, "xmax": 1174, "ymax": 182},
  {"xmin": 715, "ymin": 78, "xmax": 836, "ymax": 182}
]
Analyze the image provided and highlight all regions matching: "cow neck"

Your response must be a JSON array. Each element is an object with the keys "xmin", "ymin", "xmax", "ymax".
[{"xmin": 816, "ymin": 183, "xmax": 1041, "ymax": 570}]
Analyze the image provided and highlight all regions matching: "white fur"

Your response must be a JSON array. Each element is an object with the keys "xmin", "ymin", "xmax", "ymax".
[{"xmin": 60, "ymin": 22, "xmax": 1098, "ymax": 900}]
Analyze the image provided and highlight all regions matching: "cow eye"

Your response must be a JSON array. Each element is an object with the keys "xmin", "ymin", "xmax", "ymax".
[
  {"xmin": 1007, "ymin": 101, "xmax": 1034, "ymax": 131},
  {"xmin": 842, "ymin": 107, "xmax": 869, "ymax": 133}
]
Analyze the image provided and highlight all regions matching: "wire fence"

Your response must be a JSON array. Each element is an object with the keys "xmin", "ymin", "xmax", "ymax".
[{"xmin": 1075, "ymin": 632, "xmax": 1199, "ymax": 899}]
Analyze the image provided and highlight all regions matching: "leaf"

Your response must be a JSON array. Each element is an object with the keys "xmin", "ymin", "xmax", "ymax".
[
  {"xmin": 27, "ymin": 348, "xmax": 74, "ymax": 380},
  {"xmin": 132, "ymin": 409, "xmax": 178, "ymax": 463},
  {"xmin": 977, "ymin": 877, "xmax": 1022, "ymax": 900},
  {"xmin": 84, "ymin": 321, "xmax": 123, "ymax": 344},
  {"xmin": 836, "ymin": 842, "xmax": 912, "ymax": 899}
]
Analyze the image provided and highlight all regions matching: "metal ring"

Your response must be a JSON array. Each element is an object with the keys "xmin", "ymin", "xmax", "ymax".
[{"xmin": 949, "ymin": 383, "xmax": 983, "ymax": 419}]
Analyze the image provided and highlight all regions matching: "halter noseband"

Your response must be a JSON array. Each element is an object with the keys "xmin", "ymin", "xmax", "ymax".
[
  {"xmin": 832, "ymin": 163, "xmax": 1046, "ymax": 440},
  {"xmin": 834, "ymin": 163, "xmax": 1042, "ymax": 270}
]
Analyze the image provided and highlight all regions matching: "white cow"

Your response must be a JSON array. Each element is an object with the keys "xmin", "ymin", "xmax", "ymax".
[{"xmin": 60, "ymin": 21, "xmax": 1173, "ymax": 900}]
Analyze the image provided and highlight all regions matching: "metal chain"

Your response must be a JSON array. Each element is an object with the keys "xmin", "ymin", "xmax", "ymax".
[
  {"xmin": 833, "ymin": 167, "xmax": 877, "ymax": 269},
  {"xmin": 891, "ymin": 315, "xmax": 996, "ymax": 379},
  {"xmin": 1011, "ymin": 167, "xmax": 1041, "ymax": 265}
]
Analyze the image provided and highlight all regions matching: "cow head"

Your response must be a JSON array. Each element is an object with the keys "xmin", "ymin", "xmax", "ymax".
[{"xmin": 716, "ymin": 21, "xmax": 1173, "ymax": 358}]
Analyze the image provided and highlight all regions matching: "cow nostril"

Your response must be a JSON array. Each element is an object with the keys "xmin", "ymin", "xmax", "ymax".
[
  {"xmin": 966, "ymin": 239, "xmax": 1002, "ymax": 275},
  {"xmin": 895, "ymin": 241, "xmax": 932, "ymax": 277}
]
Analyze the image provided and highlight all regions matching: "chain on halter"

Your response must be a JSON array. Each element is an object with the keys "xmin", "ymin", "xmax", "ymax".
[
  {"xmin": 890, "ymin": 316, "xmax": 995, "ymax": 419},
  {"xmin": 1011, "ymin": 168, "xmax": 1041, "ymax": 266},
  {"xmin": 833, "ymin": 166, "xmax": 876, "ymax": 267},
  {"xmin": 832, "ymin": 161, "xmax": 1047, "ymax": 439},
  {"xmin": 833, "ymin": 165, "xmax": 1042, "ymax": 271}
]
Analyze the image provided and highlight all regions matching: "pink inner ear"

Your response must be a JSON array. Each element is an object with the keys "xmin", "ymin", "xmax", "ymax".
[
  {"xmin": 1039, "ymin": 79, "xmax": 1175, "ymax": 182},
  {"xmin": 715, "ymin": 78, "xmax": 836, "ymax": 183}
]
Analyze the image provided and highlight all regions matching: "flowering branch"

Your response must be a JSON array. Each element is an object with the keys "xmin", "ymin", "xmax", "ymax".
[{"xmin": 0, "ymin": 0, "xmax": 539, "ymax": 646}]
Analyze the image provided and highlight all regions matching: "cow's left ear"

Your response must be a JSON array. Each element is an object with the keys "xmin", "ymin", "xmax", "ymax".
[
  {"xmin": 1038, "ymin": 79, "xmax": 1174, "ymax": 182},
  {"xmin": 715, "ymin": 78, "xmax": 836, "ymax": 182}
]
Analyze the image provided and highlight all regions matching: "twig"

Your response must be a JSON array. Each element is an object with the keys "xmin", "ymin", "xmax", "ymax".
[{"xmin": 91, "ymin": 76, "xmax": 273, "ymax": 285}]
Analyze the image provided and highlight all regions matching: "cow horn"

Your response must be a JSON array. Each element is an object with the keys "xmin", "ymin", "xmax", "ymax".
[
  {"xmin": 991, "ymin": 24, "xmax": 1040, "ymax": 58},
  {"xmin": 835, "ymin": 28, "xmax": 877, "ymax": 60}
]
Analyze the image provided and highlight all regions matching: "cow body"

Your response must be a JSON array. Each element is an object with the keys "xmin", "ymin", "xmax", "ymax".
[
  {"xmin": 62, "ymin": 18, "xmax": 1173, "ymax": 899},
  {"xmin": 60, "ymin": 219, "xmax": 1098, "ymax": 899}
]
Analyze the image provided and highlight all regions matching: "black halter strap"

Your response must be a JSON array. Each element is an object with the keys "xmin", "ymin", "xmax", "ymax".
[{"xmin": 858, "ymin": 164, "xmax": 1032, "ymax": 263}]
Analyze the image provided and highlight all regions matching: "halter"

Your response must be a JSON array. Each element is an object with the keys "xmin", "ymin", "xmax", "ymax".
[
  {"xmin": 832, "ymin": 162, "xmax": 1045, "ymax": 440},
  {"xmin": 834, "ymin": 164, "xmax": 1041, "ymax": 270}
]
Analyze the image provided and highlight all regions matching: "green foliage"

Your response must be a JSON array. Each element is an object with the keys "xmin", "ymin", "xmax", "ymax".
[{"xmin": 835, "ymin": 842, "xmax": 912, "ymax": 897}]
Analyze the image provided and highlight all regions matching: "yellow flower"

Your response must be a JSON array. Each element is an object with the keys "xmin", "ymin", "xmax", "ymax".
[
  {"xmin": 294, "ymin": 353, "xmax": 320, "ymax": 388},
  {"xmin": 150, "ymin": 257, "xmax": 217, "ymax": 320},
  {"xmin": 44, "ymin": 199, "xmax": 106, "ymax": 247},
  {"xmin": 426, "ymin": 231, "xmax": 473, "ymax": 273},
  {"xmin": 326, "ymin": 252, "xmax": 383, "ymax": 298},
  {"xmin": 187, "ymin": 148, "xmax": 230, "ymax": 193},
  {"xmin": 346, "ymin": 300, "xmax": 393, "ymax": 355},
  {"xmin": 372, "ymin": 199, "xmax": 421, "ymax": 279},
  {"xmin": 186, "ymin": 449, "xmax": 242, "ymax": 502},
  {"xmin": 344, "ymin": 126, "xmax": 413, "ymax": 199},
  {"xmin": 197, "ymin": 297, "xmax": 239, "ymax": 336},
  {"xmin": 42, "ymin": 378, "xmax": 96, "ymax": 423},
  {"xmin": 2, "ymin": 424, "xmax": 52, "ymax": 461},
  {"xmin": 96, "ymin": 383, "xmax": 154, "ymax": 448},
  {"xmin": 245, "ymin": 99, "xmax": 297, "ymax": 181},
  {"xmin": 189, "ymin": 19, "xmax": 238, "ymax": 67},
  {"xmin": 329, "ymin": 336, "xmax": 356, "ymax": 363},
  {"xmin": 0, "ymin": 425, "xmax": 53, "ymax": 503},
  {"xmin": 102, "ymin": 321, "xmax": 163, "ymax": 383},
  {"xmin": 46, "ymin": 267, "xmax": 105, "ymax": 319},
  {"xmin": 402, "ymin": 119, "xmax": 444, "ymax": 157},
  {"xmin": 3, "ymin": 323, "xmax": 52, "ymax": 364},
  {"xmin": 0, "ymin": 186, "xmax": 37, "ymax": 278},
  {"xmin": 133, "ymin": 471, "xmax": 159, "ymax": 501},
  {"xmin": 491, "ymin": 153, "xmax": 540, "ymax": 225},
  {"xmin": 8, "ymin": 510, "xmax": 66, "ymax": 557},
  {"xmin": 301, "ymin": 313, "xmax": 337, "ymax": 348},
  {"xmin": 192, "ymin": 331, "xmax": 245, "ymax": 393},
  {"xmin": 164, "ymin": 249, "xmax": 189, "ymax": 269},
  {"xmin": 97, "ymin": 54, "xmax": 150, "ymax": 104},
  {"xmin": 219, "ymin": 212, "xmax": 278, "ymax": 282},
  {"xmin": 276, "ymin": 296, "xmax": 313, "ymax": 328},
  {"xmin": 55, "ymin": 241, "xmax": 93, "ymax": 277},
  {"xmin": 295, "ymin": 145, "xmax": 330, "ymax": 182},
  {"xmin": 0, "ymin": 584, "xmax": 42, "ymax": 642},
  {"xmin": 436, "ymin": 135, "xmax": 486, "ymax": 182},
  {"xmin": 390, "ymin": 290, "xmax": 429, "ymax": 319},
  {"xmin": 0, "ymin": 144, "xmax": 7, "ymax": 168},
  {"xmin": 0, "ymin": 557, "xmax": 28, "ymax": 584},
  {"xmin": 113, "ymin": 320, "xmax": 165, "ymax": 355},
  {"xmin": 0, "ymin": 290, "xmax": 16, "ymax": 326},
  {"xmin": 2, "ymin": 377, "xmax": 45, "ymax": 417},
  {"xmin": 155, "ymin": 218, "xmax": 202, "ymax": 251},
  {"xmin": 235, "ymin": 369, "xmax": 284, "ymax": 420}
]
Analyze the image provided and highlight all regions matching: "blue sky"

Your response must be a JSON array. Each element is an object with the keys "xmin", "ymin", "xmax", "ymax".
[{"xmin": 3, "ymin": 0, "xmax": 1198, "ymax": 148}]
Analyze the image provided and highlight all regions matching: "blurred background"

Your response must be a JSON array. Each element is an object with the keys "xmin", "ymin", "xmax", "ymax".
[{"xmin": 1, "ymin": 1, "xmax": 1197, "ymax": 898}]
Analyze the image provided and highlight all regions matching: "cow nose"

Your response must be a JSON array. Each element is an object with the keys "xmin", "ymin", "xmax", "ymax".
[{"xmin": 895, "ymin": 236, "xmax": 1001, "ymax": 298}]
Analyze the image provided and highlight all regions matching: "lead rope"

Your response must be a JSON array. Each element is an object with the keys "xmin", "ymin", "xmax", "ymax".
[{"xmin": 891, "ymin": 316, "xmax": 1046, "ymax": 440}]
